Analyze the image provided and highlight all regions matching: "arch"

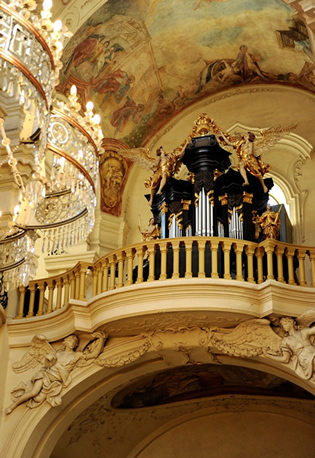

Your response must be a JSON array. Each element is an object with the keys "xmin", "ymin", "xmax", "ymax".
[{"xmin": 3, "ymin": 342, "xmax": 315, "ymax": 457}]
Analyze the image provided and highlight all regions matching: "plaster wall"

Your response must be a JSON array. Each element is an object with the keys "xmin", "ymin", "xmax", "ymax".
[{"xmin": 134, "ymin": 410, "xmax": 315, "ymax": 458}]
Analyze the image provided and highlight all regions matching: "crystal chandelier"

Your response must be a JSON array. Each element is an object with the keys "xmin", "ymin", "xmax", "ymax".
[{"xmin": 0, "ymin": 0, "xmax": 103, "ymax": 290}]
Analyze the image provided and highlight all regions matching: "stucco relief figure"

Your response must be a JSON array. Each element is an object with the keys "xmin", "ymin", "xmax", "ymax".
[
  {"xmin": 99, "ymin": 151, "xmax": 129, "ymax": 215},
  {"xmin": 119, "ymin": 139, "xmax": 189, "ymax": 206},
  {"xmin": 208, "ymin": 318, "xmax": 282, "ymax": 357},
  {"xmin": 263, "ymin": 316, "xmax": 315, "ymax": 381},
  {"xmin": 139, "ymin": 217, "xmax": 160, "ymax": 241},
  {"xmin": 208, "ymin": 310, "xmax": 315, "ymax": 382},
  {"xmin": 210, "ymin": 120, "xmax": 296, "ymax": 193},
  {"xmin": 5, "ymin": 332, "xmax": 106, "ymax": 414}
]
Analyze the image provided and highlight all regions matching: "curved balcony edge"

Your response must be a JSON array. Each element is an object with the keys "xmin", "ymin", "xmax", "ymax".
[
  {"xmin": 12, "ymin": 236, "xmax": 315, "ymax": 322},
  {"xmin": 7, "ymin": 277, "xmax": 315, "ymax": 344}
]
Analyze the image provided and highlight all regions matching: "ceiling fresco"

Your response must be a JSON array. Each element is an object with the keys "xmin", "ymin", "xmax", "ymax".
[{"xmin": 58, "ymin": 0, "xmax": 315, "ymax": 148}]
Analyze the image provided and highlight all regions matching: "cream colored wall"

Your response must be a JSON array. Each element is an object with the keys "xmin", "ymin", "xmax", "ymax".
[{"xmin": 134, "ymin": 410, "xmax": 315, "ymax": 458}]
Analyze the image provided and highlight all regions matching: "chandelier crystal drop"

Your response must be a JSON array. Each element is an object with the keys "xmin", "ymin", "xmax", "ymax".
[{"xmin": 0, "ymin": 0, "xmax": 103, "ymax": 290}]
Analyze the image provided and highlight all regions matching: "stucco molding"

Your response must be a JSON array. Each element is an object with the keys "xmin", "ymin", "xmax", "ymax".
[{"xmin": 7, "ymin": 278, "xmax": 315, "ymax": 345}]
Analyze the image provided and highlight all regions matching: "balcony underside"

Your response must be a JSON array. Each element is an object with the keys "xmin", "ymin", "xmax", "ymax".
[{"xmin": 8, "ymin": 278, "xmax": 315, "ymax": 343}]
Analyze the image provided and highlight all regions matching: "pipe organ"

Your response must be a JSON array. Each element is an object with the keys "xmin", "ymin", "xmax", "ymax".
[{"xmin": 150, "ymin": 133, "xmax": 273, "ymax": 243}]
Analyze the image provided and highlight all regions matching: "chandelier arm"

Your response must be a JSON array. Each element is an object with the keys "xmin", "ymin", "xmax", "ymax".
[
  {"xmin": 51, "ymin": 108, "xmax": 98, "ymax": 155},
  {"xmin": 0, "ymin": 257, "xmax": 25, "ymax": 273},
  {"xmin": 0, "ymin": 228, "xmax": 27, "ymax": 244},
  {"xmin": 47, "ymin": 143, "xmax": 96, "ymax": 192},
  {"xmin": 23, "ymin": 207, "xmax": 88, "ymax": 230},
  {"xmin": 0, "ymin": 49, "xmax": 48, "ymax": 108},
  {"xmin": 0, "ymin": 118, "xmax": 26, "ymax": 194},
  {"xmin": 0, "ymin": 2, "xmax": 55, "ymax": 69}
]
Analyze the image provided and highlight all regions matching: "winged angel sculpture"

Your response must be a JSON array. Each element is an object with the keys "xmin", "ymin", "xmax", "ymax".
[
  {"xmin": 5, "ymin": 332, "xmax": 106, "ymax": 414},
  {"xmin": 208, "ymin": 309, "xmax": 315, "ymax": 381},
  {"xmin": 119, "ymin": 139, "xmax": 189, "ymax": 206},
  {"xmin": 210, "ymin": 120, "xmax": 297, "ymax": 192}
]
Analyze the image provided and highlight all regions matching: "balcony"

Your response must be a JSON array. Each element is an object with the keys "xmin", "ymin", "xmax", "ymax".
[{"xmin": 8, "ymin": 236, "xmax": 314, "ymax": 342}]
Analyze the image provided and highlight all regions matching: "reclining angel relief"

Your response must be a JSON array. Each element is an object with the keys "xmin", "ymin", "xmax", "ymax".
[
  {"xmin": 5, "ymin": 332, "xmax": 106, "ymax": 414},
  {"xmin": 208, "ymin": 309, "xmax": 315, "ymax": 382}
]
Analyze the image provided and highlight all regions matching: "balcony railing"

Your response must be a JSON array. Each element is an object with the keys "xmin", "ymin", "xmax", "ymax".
[{"xmin": 16, "ymin": 237, "xmax": 315, "ymax": 319}]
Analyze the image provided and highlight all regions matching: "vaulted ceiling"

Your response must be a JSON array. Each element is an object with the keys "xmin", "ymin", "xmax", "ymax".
[{"xmin": 56, "ymin": 0, "xmax": 315, "ymax": 148}]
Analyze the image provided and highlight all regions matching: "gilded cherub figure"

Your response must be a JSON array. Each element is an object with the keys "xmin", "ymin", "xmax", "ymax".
[
  {"xmin": 138, "ymin": 217, "xmax": 160, "ymax": 241},
  {"xmin": 5, "ymin": 332, "xmax": 106, "ymax": 414},
  {"xmin": 210, "ymin": 120, "xmax": 296, "ymax": 193},
  {"xmin": 119, "ymin": 139, "xmax": 189, "ymax": 206},
  {"xmin": 259, "ymin": 204, "xmax": 282, "ymax": 240}
]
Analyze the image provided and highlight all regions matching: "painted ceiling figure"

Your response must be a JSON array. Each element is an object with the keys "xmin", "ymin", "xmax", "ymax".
[
  {"xmin": 64, "ymin": 34, "xmax": 109, "ymax": 75},
  {"xmin": 233, "ymin": 45, "xmax": 267, "ymax": 81},
  {"xmin": 194, "ymin": 0, "xmax": 229, "ymax": 10},
  {"xmin": 111, "ymin": 97, "xmax": 144, "ymax": 134},
  {"xmin": 91, "ymin": 70, "xmax": 135, "ymax": 107}
]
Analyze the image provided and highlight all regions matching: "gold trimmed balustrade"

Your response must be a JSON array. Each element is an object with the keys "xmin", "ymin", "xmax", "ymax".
[{"xmin": 16, "ymin": 237, "xmax": 315, "ymax": 319}]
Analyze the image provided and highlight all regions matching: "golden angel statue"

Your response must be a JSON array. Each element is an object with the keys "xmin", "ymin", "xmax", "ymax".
[
  {"xmin": 210, "ymin": 120, "xmax": 297, "ymax": 192},
  {"xmin": 138, "ymin": 217, "xmax": 160, "ymax": 241},
  {"xmin": 259, "ymin": 204, "xmax": 282, "ymax": 239},
  {"xmin": 119, "ymin": 139, "xmax": 189, "ymax": 206},
  {"xmin": 5, "ymin": 332, "xmax": 106, "ymax": 414}
]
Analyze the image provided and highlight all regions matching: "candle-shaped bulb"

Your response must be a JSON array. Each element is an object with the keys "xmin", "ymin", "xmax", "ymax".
[
  {"xmin": 86, "ymin": 101, "xmax": 94, "ymax": 112},
  {"xmin": 53, "ymin": 20, "xmax": 62, "ymax": 33},
  {"xmin": 43, "ymin": 0, "xmax": 52, "ymax": 11},
  {"xmin": 92, "ymin": 114, "xmax": 101, "ymax": 124}
]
